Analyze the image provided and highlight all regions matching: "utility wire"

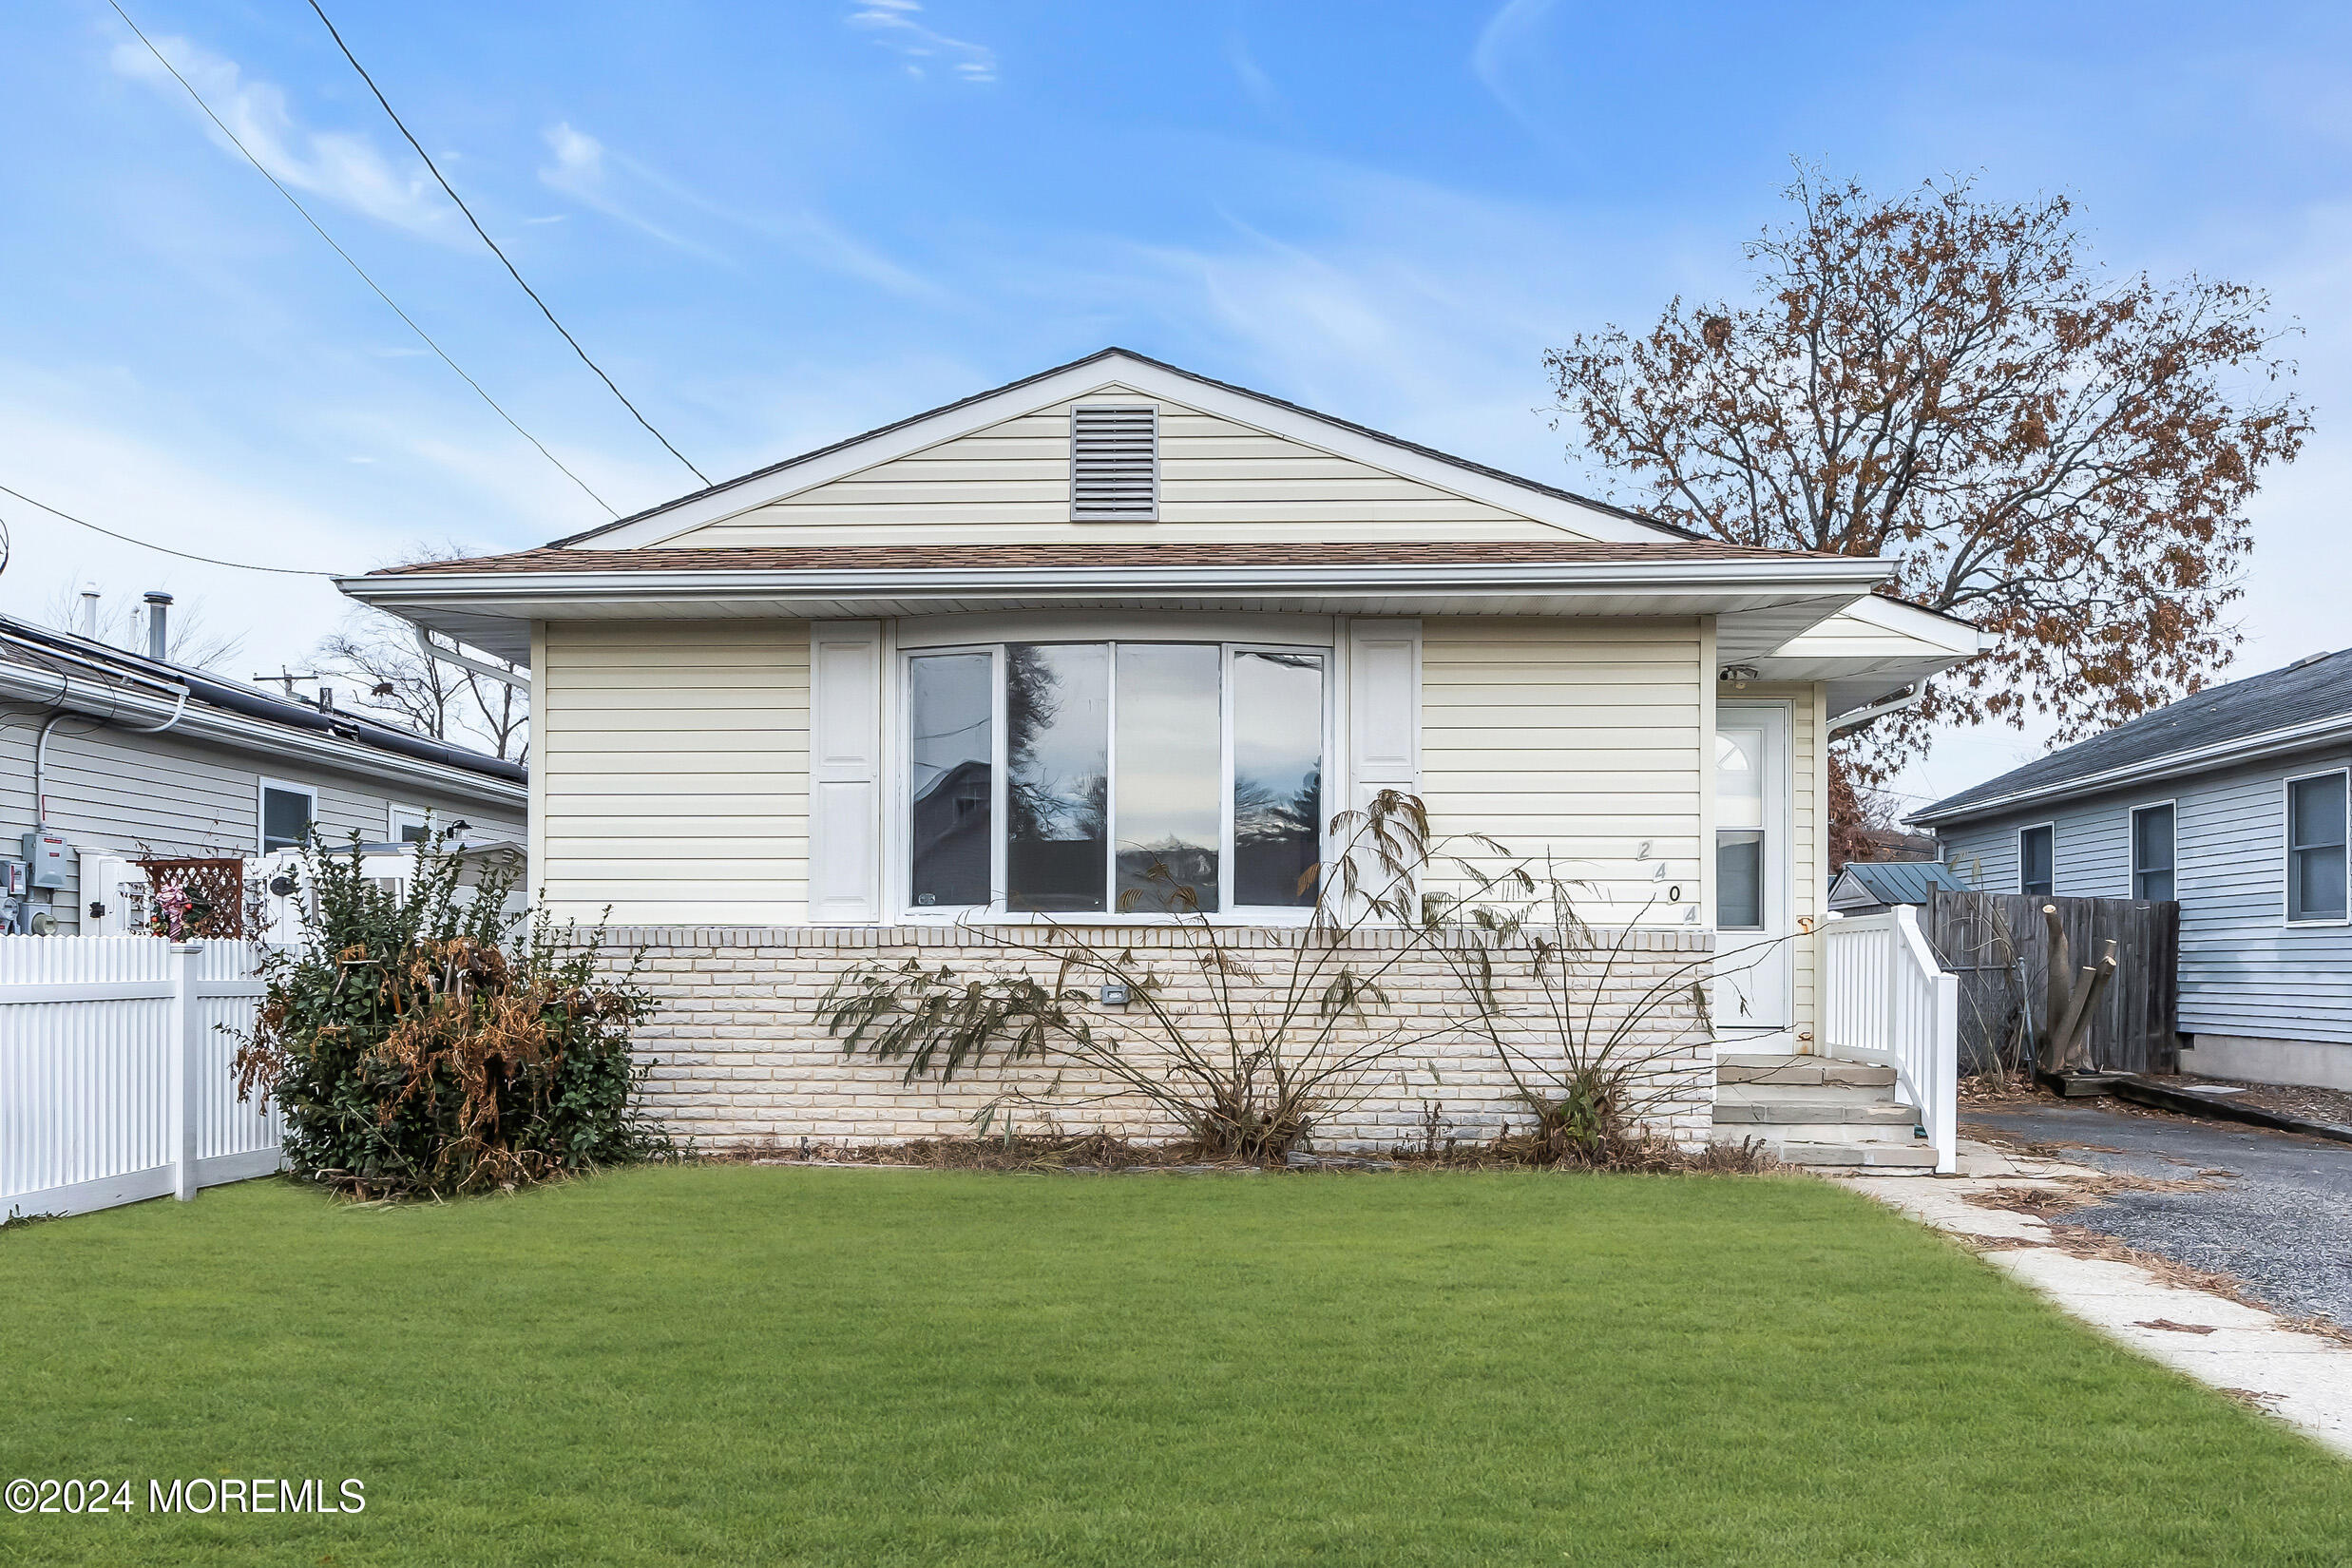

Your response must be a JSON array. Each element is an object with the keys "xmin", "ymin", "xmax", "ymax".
[
  {"xmin": 301, "ymin": 0, "xmax": 712, "ymax": 488},
  {"xmin": 0, "ymin": 482, "xmax": 341, "ymax": 577},
  {"xmin": 105, "ymin": 0, "xmax": 618, "ymax": 518}
]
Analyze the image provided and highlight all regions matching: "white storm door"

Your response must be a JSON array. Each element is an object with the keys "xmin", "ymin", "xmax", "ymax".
[{"xmin": 1713, "ymin": 702, "xmax": 1792, "ymax": 1033}]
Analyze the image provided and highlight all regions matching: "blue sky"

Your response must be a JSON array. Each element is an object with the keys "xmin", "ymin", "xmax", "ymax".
[{"xmin": 3, "ymin": 0, "xmax": 2346, "ymax": 805}]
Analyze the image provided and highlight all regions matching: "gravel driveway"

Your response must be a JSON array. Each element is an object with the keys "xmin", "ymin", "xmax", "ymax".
[{"xmin": 1963, "ymin": 1100, "xmax": 2352, "ymax": 1328}]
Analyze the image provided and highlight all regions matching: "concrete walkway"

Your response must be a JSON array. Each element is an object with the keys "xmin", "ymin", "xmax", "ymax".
[{"xmin": 1838, "ymin": 1141, "xmax": 2352, "ymax": 1461}]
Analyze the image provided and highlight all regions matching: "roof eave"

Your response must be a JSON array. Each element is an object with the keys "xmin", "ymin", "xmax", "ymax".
[
  {"xmin": 0, "ymin": 661, "xmax": 527, "ymax": 808},
  {"xmin": 1910, "ymin": 713, "xmax": 2352, "ymax": 827}
]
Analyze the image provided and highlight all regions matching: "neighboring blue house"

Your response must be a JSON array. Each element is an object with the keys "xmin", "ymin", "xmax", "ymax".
[{"xmin": 1914, "ymin": 649, "xmax": 2352, "ymax": 1090}]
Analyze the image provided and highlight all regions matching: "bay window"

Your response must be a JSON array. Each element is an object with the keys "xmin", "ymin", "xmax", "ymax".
[{"xmin": 904, "ymin": 641, "xmax": 1326, "ymax": 916}]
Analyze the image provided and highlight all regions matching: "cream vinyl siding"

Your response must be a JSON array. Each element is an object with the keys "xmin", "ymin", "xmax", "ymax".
[
  {"xmin": 1418, "ymin": 617, "xmax": 1709, "ymax": 925},
  {"xmin": 663, "ymin": 383, "xmax": 1582, "ymax": 548},
  {"xmin": 536, "ymin": 620, "xmax": 810, "ymax": 925}
]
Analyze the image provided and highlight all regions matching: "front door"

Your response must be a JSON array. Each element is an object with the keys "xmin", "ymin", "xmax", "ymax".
[{"xmin": 1713, "ymin": 702, "xmax": 1793, "ymax": 1039}]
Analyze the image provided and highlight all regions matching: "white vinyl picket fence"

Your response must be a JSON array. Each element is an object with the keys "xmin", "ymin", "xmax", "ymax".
[
  {"xmin": 1820, "ymin": 908, "xmax": 1960, "ymax": 1174},
  {"xmin": 1, "ymin": 937, "xmax": 281, "ymax": 1220}
]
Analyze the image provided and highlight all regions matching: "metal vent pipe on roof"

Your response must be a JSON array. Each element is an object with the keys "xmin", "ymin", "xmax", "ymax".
[
  {"xmin": 79, "ymin": 583, "xmax": 100, "ymax": 639},
  {"xmin": 143, "ymin": 591, "xmax": 172, "ymax": 660}
]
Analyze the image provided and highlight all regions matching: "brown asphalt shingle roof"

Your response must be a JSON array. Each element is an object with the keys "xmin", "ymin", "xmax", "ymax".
[{"xmin": 373, "ymin": 539, "xmax": 1825, "ymax": 576}]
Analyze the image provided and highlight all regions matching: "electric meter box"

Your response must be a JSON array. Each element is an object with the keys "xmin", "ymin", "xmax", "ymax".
[{"xmin": 21, "ymin": 832, "xmax": 69, "ymax": 890}]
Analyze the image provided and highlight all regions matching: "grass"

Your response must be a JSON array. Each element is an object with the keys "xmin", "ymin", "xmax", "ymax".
[{"xmin": 2, "ymin": 1168, "xmax": 2347, "ymax": 1566}]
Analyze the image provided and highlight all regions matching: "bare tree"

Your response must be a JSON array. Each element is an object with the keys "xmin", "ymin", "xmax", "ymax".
[
  {"xmin": 309, "ymin": 544, "xmax": 527, "ymax": 761},
  {"xmin": 1547, "ymin": 168, "xmax": 2313, "ymax": 784},
  {"xmin": 42, "ymin": 581, "xmax": 245, "ymax": 672}
]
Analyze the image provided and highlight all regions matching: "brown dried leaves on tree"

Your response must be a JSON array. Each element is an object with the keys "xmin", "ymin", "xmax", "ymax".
[{"xmin": 1547, "ymin": 169, "xmax": 2312, "ymax": 784}]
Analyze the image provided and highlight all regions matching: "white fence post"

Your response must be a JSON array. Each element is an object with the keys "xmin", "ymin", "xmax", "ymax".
[{"xmin": 169, "ymin": 941, "xmax": 202, "ymax": 1202}]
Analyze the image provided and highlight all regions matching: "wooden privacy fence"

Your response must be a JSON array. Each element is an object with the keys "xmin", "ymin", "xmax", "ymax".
[
  {"xmin": 0, "ymin": 937, "xmax": 280, "ymax": 1221},
  {"xmin": 1919, "ymin": 889, "xmax": 2180, "ymax": 1075}
]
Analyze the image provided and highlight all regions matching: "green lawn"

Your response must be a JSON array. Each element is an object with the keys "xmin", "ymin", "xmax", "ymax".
[{"xmin": 2, "ymin": 1169, "xmax": 2346, "ymax": 1567}]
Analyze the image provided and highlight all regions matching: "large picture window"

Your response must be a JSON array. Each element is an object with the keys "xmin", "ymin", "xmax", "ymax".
[
  {"xmin": 2287, "ymin": 771, "xmax": 2348, "ymax": 924},
  {"xmin": 904, "ymin": 641, "xmax": 1326, "ymax": 916}
]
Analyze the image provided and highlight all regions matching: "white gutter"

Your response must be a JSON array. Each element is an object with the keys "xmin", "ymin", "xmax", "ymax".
[
  {"xmin": 1827, "ymin": 685, "xmax": 1923, "ymax": 739},
  {"xmin": 1910, "ymin": 712, "xmax": 2352, "ymax": 827},
  {"xmin": 0, "ymin": 662, "xmax": 526, "ymax": 810},
  {"xmin": 413, "ymin": 626, "xmax": 529, "ymax": 693},
  {"xmin": 339, "ymin": 556, "xmax": 1895, "ymax": 610}
]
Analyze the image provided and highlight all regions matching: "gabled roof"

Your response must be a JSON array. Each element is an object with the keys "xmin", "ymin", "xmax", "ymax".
[
  {"xmin": 0, "ymin": 612, "xmax": 526, "ymax": 795},
  {"xmin": 543, "ymin": 346, "xmax": 1705, "ymax": 552},
  {"xmin": 372, "ymin": 539, "xmax": 1802, "ymax": 577},
  {"xmin": 1828, "ymin": 860, "xmax": 1964, "ymax": 908},
  {"xmin": 1913, "ymin": 648, "xmax": 2352, "ymax": 826}
]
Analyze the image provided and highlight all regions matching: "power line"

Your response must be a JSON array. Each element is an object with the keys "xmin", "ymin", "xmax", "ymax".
[
  {"xmin": 300, "ymin": 0, "xmax": 712, "ymax": 488},
  {"xmin": 105, "ymin": 0, "xmax": 618, "ymax": 519},
  {"xmin": 0, "ymin": 482, "xmax": 341, "ymax": 577}
]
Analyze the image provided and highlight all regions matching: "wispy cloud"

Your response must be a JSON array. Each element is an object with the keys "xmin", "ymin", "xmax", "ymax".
[
  {"xmin": 1226, "ymin": 33, "xmax": 1281, "ymax": 118},
  {"xmin": 845, "ymin": 1, "xmax": 998, "ymax": 84},
  {"xmin": 110, "ymin": 33, "xmax": 453, "ymax": 239},
  {"xmin": 537, "ymin": 122, "xmax": 712, "ymax": 256},
  {"xmin": 537, "ymin": 121, "xmax": 942, "ymax": 300},
  {"xmin": 1470, "ymin": 0, "xmax": 1561, "ymax": 139}
]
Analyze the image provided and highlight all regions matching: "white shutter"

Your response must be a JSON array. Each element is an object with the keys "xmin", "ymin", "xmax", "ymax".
[
  {"xmin": 1347, "ymin": 618, "xmax": 1422, "ymax": 808},
  {"xmin": 808, "ymin": 621, "xmax": 884, "ymax": 923}
]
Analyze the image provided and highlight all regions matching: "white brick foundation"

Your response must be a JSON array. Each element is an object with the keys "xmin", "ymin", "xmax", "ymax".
[{"xmin": 594, "ymin": 925, "xmax": 1720, "ymax": 1152}]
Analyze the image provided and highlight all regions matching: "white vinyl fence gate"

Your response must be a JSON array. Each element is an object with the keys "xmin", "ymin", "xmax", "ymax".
[{"xmin": 1, "ymin": 937, "xmax": 281, "ymax": 1220}]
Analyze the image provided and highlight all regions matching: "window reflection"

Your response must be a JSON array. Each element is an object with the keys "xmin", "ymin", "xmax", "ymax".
[
  {"xmin": 1234, "ymin": 651, "xmax": 1323, "ymax": 907},
  {"xmin": 1006, "ymin": 643, "xmax": 1109, "ymax": 911},
  {"xmin": 1115, "ymin": 644, "xmax": 1222, "ymax": 912},
  {"xmin": 908, "ymin": 652, "xmax": 992, "ymax": 908}
]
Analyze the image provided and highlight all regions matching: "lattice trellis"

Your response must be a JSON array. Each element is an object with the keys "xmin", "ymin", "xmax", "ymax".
[{"xmin": 134, "ymin": 857, "xmax": 254, "ymax": 939}]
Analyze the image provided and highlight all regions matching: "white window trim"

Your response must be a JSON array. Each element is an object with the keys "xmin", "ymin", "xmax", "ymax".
[
  {"xmin": 2016, "ymin": 821, "xmax": 2056, "ymax": 898},
  {"xmin": 2283, "ymin": 768, "xmax": 2351, "ymax": 927},
  {"xmin": 389, "ymin": 803, "xmax": 432, "ymax": 843},
  {"xmin": 2129, "ymin": 799, "xmax": 2178, "ymax": 903},
  {"xmin": 258, "ymin": 776, "xmax": 318, "ymax": 853},
  {"xmin": 894, "ymin": 636, "xmax": 1334, "ymax": 926}
]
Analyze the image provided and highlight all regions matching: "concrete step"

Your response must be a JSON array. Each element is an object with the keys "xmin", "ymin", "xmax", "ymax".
[
  {"xmin": 1717, "ymin": 1053, "xmax": 1896, "ymax": 1088},
  {"xmin": 1723, "ymin": 1120, "xmax": 1924, "ymax": 1145},
  {"xmin": 1767, "ymin": 1140, "xmax": 1940, "ymax": 1171},
  {"xmin": 1712, "ymin": 1083, "xmax": 1917, "ymax": 1126}
]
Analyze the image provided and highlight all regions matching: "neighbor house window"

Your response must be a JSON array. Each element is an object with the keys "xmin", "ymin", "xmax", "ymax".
[
  {"xmin": 2131, "ymin": 804, "xmax": 2176, "ymax": 902},
  {"xmin": 390, "ymin": 805, "xmax": 431, "ymax": 844},
  {"xmin": 260, "ymin": 780, "xmax": 316, "ymax": 852},
  {"xmin": 905, "ymin": 641, "xmax": 1325, "ymax": 915},
  {"xmin": 2018, "ymin": 825, "xmax": 2054, "ymax": 898},
  {"xmin": 2286, "ymin": 771, "xmax": 2348, "ymax": 923}
]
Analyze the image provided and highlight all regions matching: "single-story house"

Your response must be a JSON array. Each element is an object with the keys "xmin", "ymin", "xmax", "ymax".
[
  {"xmin": 0, "ymin": 602, "xmax": 526, "ymax": 935},
  {"xmin": 1915, "ymin": 647, "xmax": 2352, "ymax": 1090},
  {"xmin": 340, "ymin": 348, "xmax": 1982, "ymax": 1160},
  {"xmin": 1826, "ymin": 859, "xmax": 1965, "ymax": 916}
]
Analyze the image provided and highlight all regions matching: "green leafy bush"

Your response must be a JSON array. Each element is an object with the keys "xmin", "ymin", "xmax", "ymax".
[{"xmin": 233, "ymin": 834, "xmax": 665, "ymax": 1198}]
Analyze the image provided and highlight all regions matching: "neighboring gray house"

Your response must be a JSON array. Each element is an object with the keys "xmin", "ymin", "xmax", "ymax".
[
  {"xmin": 0, "ymin": 602, "xmax": 526, "ymax": 934},
  {"xmin": 1914, "ymin": 649, "xmax": 2352, "ymax": 1089}
]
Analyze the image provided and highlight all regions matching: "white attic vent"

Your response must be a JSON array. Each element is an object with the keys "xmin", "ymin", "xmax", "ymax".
[{"xmin": 1070, "ymin": 404, "xmax": 1157, "ymax": 521}]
